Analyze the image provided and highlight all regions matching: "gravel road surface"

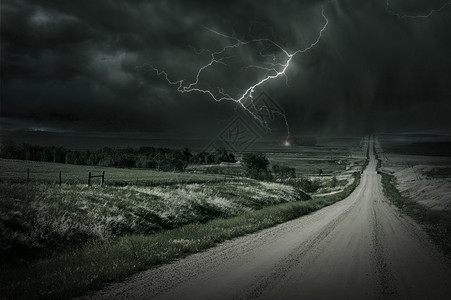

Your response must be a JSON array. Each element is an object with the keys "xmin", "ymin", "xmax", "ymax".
[{"xmin": 84, "ymin": 137, "xmax": 451, "ymax": 299}]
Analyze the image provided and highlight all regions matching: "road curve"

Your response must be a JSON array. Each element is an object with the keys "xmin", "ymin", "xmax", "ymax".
[{"xmin": 85, "ymin": 137, "xmax": 451, "ymax": 300}]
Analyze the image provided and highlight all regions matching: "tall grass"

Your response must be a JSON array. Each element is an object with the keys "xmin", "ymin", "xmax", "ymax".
[
  {"xmin": 1, "ymin": 173, "xmax": 361, "ymax": 300},
  {"xmin": 0, "ymin": 180, "xmax": 302, "ymax": 263},
  {"xmin": 380, "ymin": 172, "xmax": 451, "ymax": 257}
]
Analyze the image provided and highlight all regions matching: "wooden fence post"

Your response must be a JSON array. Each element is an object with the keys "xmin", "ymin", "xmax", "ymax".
[
  {"xmin": 88, "ymin": 171, "xmax": 104, "ymax": 187},
  {"xmin": 27, "ymin": 168, "xmax": 30, "ymax": 185},
  {"xmin": 59, "ymin": 171, "xmax": 62, "ymax": 186}
]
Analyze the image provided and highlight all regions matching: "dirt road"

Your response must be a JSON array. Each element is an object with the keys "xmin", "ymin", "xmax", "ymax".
[{"xmin": 86, "ymin": 137, "xmax": 451, "ymax": 299}]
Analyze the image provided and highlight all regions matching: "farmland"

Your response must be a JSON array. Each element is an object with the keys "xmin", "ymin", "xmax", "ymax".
[
  {"xmin": 192, "ymin": 136, "xmax": 367, "ymax": 185},
  {"xmin": 376, "ymin": 134, "xmax": 451, "ymax": 258},
  {"xmin": 0, "ymin": 136, "xmax": 367, "ymax": 299},
  {"xmin": 0, "ymin": 158, "xmax": 230, "ymax": 186},
  {"xmin": 261, "ymin": 137, "xmax": 366, "ymax": 176},
  {"xmin": 377, "ymin": 134, "xmax": 451, "ymax": 211},
  {"xmin": 0, "ymin": 179, "xmax": 304, "ymax": 262}
]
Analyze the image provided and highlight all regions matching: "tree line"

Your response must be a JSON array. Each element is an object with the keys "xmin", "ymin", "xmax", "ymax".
[
  {"xmin": 0, "ymin": 141, "xmax": 236, "ymax": 171},
  {"xmin": 241, "ymin": 153, "xmax": 321, "ymax": 193}
]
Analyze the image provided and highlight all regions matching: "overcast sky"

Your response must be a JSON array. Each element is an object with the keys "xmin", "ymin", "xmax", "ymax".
[{"xmin": 2, "ymin": 0, "xmax": 451, "ymax": 146}]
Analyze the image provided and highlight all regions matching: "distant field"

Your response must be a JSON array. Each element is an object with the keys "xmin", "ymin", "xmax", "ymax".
[
  {"xmin": 0, "ymin": 137, "xmax": 367, "ymax": 299},
  {"xmin": 378, "ymin": 134, "xmax": 451, "ymax": 212},
  {"xmin": 379, "ymin": 134, "xmax": 451, "ymax": 157},
  {"xmin": 1, "ymin": 137, "xmax": 366, "ymax": 183},
  {"xmin": 187, "ymin": 137, "xmax": 366, "ymax": 178},
  {"xmin": 424, "ymin": 167, "xmax": 451, "ymax": 179},
  {"xmin": 0, "ymin": 159, "xmax": 231, "ymax": 186},
  {"xmin": 263, "ymin": 137, "xmax": 366, "ymax": 176}
]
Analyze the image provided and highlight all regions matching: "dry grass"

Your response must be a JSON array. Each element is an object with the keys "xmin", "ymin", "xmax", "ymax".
[
  {"xmin": 1, "ymin": 172, "xmax": 361, "ymax": 300},
  {"xmin": 0, "ymin": 179, "xmax": 301, "ymax": 263}
]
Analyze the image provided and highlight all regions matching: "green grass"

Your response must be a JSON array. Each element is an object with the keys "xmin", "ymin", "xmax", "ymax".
[
  {"xmin": 380, "ymin": 172, "xmax": 451, "ymax": 257},
  {"xmin": 1, "ymin": 173, "xmax": 361, "ymax": 300},
  {"xmin": 259, "ymin": 137, "xmax": 366, "ymax": 176},
  {"xmin": 0, "ymin": 158, "xmax": 232, "ymax": 186},
  {"xmin": 0, "ymin": 180, "xmax": 304, "ymax": 263},
  {"xmin": 0, "ymin": 137, "xmax": 367, "ymax": 298},
  {"xmin": 266, "ymin": 156, "xmax": 356, "ymax": 176}
]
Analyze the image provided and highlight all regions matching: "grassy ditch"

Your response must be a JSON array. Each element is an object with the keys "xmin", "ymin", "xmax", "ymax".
[
  {"xmin": 0, "ymin": 180, "xmax": 305, "ymax": 263},
  {"xmin": 1, "ymin": 173, "xmax": 361, "ymax": 300},
  {"xmin": 380, "ymin": 172, "xmax": 451, "ymax": 257}
]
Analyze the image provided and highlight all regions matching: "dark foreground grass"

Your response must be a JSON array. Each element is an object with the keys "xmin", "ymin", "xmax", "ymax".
[
  {"xmin": 380, "ymin": 172, "xmax": 451, "ymax": 257},
  {"xmin": 1, "ymin": 173, "xmax": 361, "ymax": 300},
  {"xmin": 423, "ymin": 167, "xmax": 451, "ymax": 179}
]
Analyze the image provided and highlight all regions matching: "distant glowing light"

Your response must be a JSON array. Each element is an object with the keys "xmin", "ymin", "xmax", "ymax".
[{"xmin": 284, "ymin": 140, "xmax": 291, "ymax": 147}]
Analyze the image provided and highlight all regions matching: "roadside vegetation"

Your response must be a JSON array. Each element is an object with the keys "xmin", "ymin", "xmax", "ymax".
[
  {"xmin": 0, "ymin": 137, "xmax": 368, "ymax": 299},
  {"xmin": 0, "ymin": 180, "xmax": 305, "ymax": 264},
  {"xmin": 0, "ymin": 158, "xmax": 230, "ymax": 186},
  {"xmin": 379, "ymin": 169, "xmax": 451, "ymax": 258},
  {"xmin": 377, "ymin": 136, "xmax": 451, "ymax": 257},
  {"xmin": 0, "ymin": 172, "xmax": 361, "ymax": 300}
]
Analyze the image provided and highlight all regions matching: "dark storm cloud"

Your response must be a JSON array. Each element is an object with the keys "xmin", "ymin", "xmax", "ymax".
[{"xmin": 1, "ymin": 0, "xmax": 451, "ymax": 141}]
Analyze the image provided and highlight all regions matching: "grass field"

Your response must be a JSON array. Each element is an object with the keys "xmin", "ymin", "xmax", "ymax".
[
  {"xmin": 378, "ymin": 134, "xmax": 451, "ymax": 157},
  {"xmin": 380, "ymin": 172, "xmax": 451, "ymax": 256},
  {"xmin": 0, "ymin": 136, "xmax": 366, "ymax": 183},
  {"xmin": 0, "ymin": 136, "xmax": 367, "ymax": 299},
  {"xmin": 263, "ymin": 137, "xmax": 366, "ymax": 176},
  {"xmin": 376, "ymin": 137, "xmax": 451, "ymax": 256},
  {"xmin": 190, "ymin": 137, "xmax": 367, "ymax": 179},
  {"xmin": 1, "ymin": 172, "xmax": 361, "ymax": 300},
  {"xmin": 0, "ymin": 158, "xmax": 230, "ymax": 186},
  {"xmin": 0, "ymin": 179, "xmax": 305, "ymax": 263}
]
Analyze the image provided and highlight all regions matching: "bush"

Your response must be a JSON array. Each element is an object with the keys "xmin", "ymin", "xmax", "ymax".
[
  {"xmin": 241, "ymin": 153, "xmax": 272, "ymax": 181},
  {"xmin": 272, "ymin": 165, "xmax": 296, "ymax": 182},
  {"xmin": 289, "ymin": 176, "xmax": 322, "ymax": 193}
]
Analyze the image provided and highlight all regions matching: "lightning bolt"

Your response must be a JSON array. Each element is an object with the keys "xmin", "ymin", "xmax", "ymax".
[
  {"xmin": 147, "ymin": 6, "xmax": 329, "ymax": 144},
  {"xmin": 385, "ymin": 0, "xmax": 451, "ymax": 19}
]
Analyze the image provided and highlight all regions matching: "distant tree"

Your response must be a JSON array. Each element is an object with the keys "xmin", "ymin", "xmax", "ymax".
[
  {"xmin": 53, "ymin": 147, "xmax": 66, "ymax": 163},
  {"xmin": 182, "ymin": 148, "xmax": 192, "ymax": 164},
  {"xmin": 272, "ymin": 164, "xmax": 296, "ymax": 182},
  {"xmin": 87, "ymin": 152, "xmax": 100, "ymax": 166},
  {"xmin": 293, "ymin": 176, "xmax": 322, "ymax": 193},
  {"xmin": 0, "ymin": 139, "xmax": 24, "ymax": 159},
  {"xmin": 42, "ymin": 148, "xmax": 53, "ymax": 162},
  {"xmin": 98, "ymin": 155, "xmax": 114, "ymax": 167},
  {"xmin": 227, "ymin": 152, "xmax": 236, "ymax": 163},
  {"xmin": 22, "ymin": 143, "xmax": 38, "ymax": 161},
  {"xmin": 204, "ymin": 153, "xmax": 215, "ymax": 164},
  {"xmin": 138, "ymin": 146, "xmax": 155, "ymax": 155},
  {"xmin": 242, "ymin": 153, "xmax": 272, "ymax": 181}
]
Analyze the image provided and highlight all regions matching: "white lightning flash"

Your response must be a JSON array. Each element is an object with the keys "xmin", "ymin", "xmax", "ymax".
[
  {"xmin": 150, "ymin": 6, "xmax": 329, "ymax": 143},
  {"xmin": 386, "ymin": 0, "xmax": 451, "ymax": 19}
]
